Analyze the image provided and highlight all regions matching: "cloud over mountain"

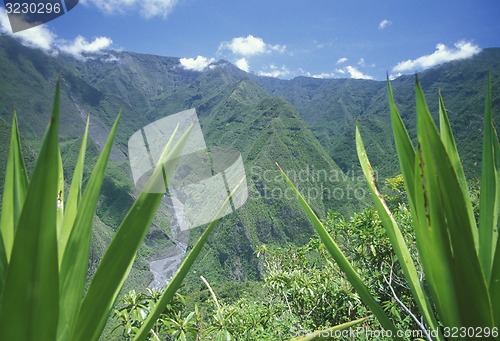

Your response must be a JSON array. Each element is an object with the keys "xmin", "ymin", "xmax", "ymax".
[
  {"xmin": 179, "ymin": 55, "xmax": 215, "ymax": 71},
  {"xmin": 0, "ymin": 9, "xmax": 113, "ymax": 60},
  {"xmin": 393, "ymin": 41, "xmax": 481, "ymax": 73},
  {"xmin": 218, "ymin": 35, "xmax": 286, "ymax": 57}
]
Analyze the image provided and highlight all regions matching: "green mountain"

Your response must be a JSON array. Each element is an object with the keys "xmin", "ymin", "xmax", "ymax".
[
  {"xmin": 0, "ymin": 36, "xmax": 358, "ymax": 285},
  {"xmin": 0, "ymin": 34, "xmax": 499, "ymax": 286},
  {"xmin": 254, "ymin": 49, "xmax": 500, "ymax": 178}
]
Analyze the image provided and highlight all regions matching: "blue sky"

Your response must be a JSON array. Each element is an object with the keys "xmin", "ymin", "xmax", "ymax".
[{"xmin": 1, "ymin": 0, "xmax": 499, "ymax": 80}]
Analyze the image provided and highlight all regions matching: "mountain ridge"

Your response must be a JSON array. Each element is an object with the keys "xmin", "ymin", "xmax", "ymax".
[{"xmin": 0, "ymin": 34, "xmax": 499, "ymax": 284}]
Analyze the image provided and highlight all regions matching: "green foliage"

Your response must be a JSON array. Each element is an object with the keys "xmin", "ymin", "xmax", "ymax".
[
  {"xmin": 278, "ymin": 164, "xmax": 402, "ymax": 338},
  {"xmin": 283, "ymin": 78, "xmax": 500, "ymax": 340},
  {"xmin": 0, "ymin": 83, "xmax": 214, "ymax": 341},
  {"xmin": 112, "ymin": 289, "xmax": 189, "ymax": 340}
]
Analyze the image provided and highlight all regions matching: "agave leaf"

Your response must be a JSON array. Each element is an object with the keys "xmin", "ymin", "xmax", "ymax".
[
  {"xmin": 58, "ymin": 115, "xmax": 89, "ymax": 262},
  {"xmin": 387, "ymin": 80, "xmax": 417, "ymax": 213},
  {"xmin": 56, "ymin": 148, "xmax": 64, "ymax": 241},
  {"xmin": 479, "ymin": 76, "xmax": 498, "ymax": 283},
  {"xmin": 489, "ymin": 93, "xmax": 500, "ymax": 327},
  {"xmin": 413, "ymin": 144, "xmax": 460, "ymax": 327},
  {"xmin": 57, "ymin": 114, "xmax": 121, "ymax": 341},
  {"xmin": 415, "ymin": 81, "xmax": 493, "ymax": 328},
  {"xmin": 0, "ymin": 229, "xmax": 5, "ymax": 301},
  {"xmin": 438, "ymin": 91, "xmax": 478, "ymax": 245},
  {"xmin": 133, "ymin": 177, "xmax": 245, "ymax": 341},
  {"xmin": 277, "ymin": 164, "xmax": 401, "ymax": 339},
  {"xmin": 70, "ymin": 123, "xmax": 193, "ymax": 341},
  {"xmin": 492, "ymin": 216, "xmax": 500, "ymax": 326},
  {"xmin": 355, "ymin": 121, "xmax": 440, "ymax": 336},
  {"xmin": 0, "ymin": 81, "xmax": 61, "ymax": 341},
  {"xmin": 286, "ymin": 316, "xmax": 369, "ymax": 341},
  {"xmin": 0, "ymin": 113, "xmax": 29, "ymax": 261}
]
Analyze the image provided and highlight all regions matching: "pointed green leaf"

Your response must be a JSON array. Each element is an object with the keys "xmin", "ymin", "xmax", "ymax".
[
  {"xmin": 489, "ymin": 93, "xmax": 500, "ymax": 327},
  {"xmin": 57, "ymin": 113, "xmax": 121, "ymax": 341},
  {"xmin": 415, "ymin": 81, "xmax": 493, "ymax": 328},
  {"xmin": 0, "ymin": 81, "xmax": 61, "ymax": 341},
  {"xmin": 492, "ymin": 223, "xmax": 500, "ymax": 327},
  {"xmin": 134, "ymin": 178, "xmax": 245, "ymax": 341},
  {"xmin": 413, "ymin": 143, "xmax": 461, "ymax": 327},
  {"xmin": 56, "ymin": 148, "xmax": 64, "ymax": 242},
  {"xmin": 277, "ymin": 164, "xmax": 401, "ymax": 339},
  {"xmin": 355, "ymin": 121, "xmax": 440, "ymax": 336},
  {"xmin": 58, "ymin": 115, "xmax": 89, "ymax": 264},
  {"xmin": 438, "ymin": 91, "xmax": 478, "ymax": 246},
  {"xmin": 387, "ymin": 80, "xmax": 417, "ymax": 213},
  {"xmin": 479, "ymin": 76, "xmax": 498, "ymax": 283},
  {"xmin": 70, "ymin": 123, "xmax": 193, "ymax": 341},
  {"xmin": 0, "ymin": 113, "xmax": 29, "ymax": 261},
  {"xmin": 0, "ymin": 226, "xmax": 7, "ymax": 309}
]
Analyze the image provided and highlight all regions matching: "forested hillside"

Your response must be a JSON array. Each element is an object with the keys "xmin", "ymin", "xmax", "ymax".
[{"xmin": 0, "ymin": 35, "xmax": 499, "ymax": 286}]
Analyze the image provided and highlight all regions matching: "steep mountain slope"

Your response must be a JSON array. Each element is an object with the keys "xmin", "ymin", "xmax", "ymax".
[
  {"xmin": 255, "ymin": 49, "xmax": 500, "ymax": 178},
  {"xmin": 0, "ymin": 35, "xmax": 357, "ymax": 284},
  {"xmin": 185, "ymin": 82, "xmax": 362, "ymax": 280},
  {"xmin": 0, "ymin": 34, "xmax": 499, "ymax": 284}
]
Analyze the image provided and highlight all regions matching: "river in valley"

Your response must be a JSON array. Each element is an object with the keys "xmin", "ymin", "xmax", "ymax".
[{"xmin": 148, "ymin": 198, "xmax": 188, "ymax": 289}]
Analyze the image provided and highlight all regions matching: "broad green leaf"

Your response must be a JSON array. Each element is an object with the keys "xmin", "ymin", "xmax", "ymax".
[
  {"xmin": 71, "ymin": 123, "xmax": 193, "ymax": 341},
  {"xmin": 413, "ymin": 145, "xmax": 460, "ymax": 327},
  {"xmin": 58, "ymin": 115, "xmax": 89, "ymax": 262},
  {"xmin": 57, "ymin": 114, "xmax": 121, "ymax": 341},
  {"xmin": 415, "ymin": 81, "xmax": 493, "ymax": 329},
  {"xmin": 387, "ymin": 80, "xmax": 417, "ymax": 213},
  {"xmin": 438, "ymin": 92, "xmax": 478, "ymax": 246},
  {"xmin": 286, "ymin": 316, "xmax": 369, "ymax": 341},
  {"xmin": 134, "ymin": 178, "xmax": 245, "ymax": 341},
  {"xmin": 56, "ymin": 148, "xmax": 64, "ymax": 241},
  {"xmin": 492, "ymin": 215, "xmax": 500, "ymax": 326},
  {"xmin": 355, "ymin": 121, "xmax": 440, "ymax": 337},
  {"xmin": 0, "ymin": 226, "xmax": 6, "ymax": 309},
  {"xmin": 0, "ymin": 113, "xmax": 28, "ymax": 261},
  {"xmin": 277, "ymin": 164, "xmax": 401, "ymax": 339},
  {"xmin": 479, "ymin": 76, "xmax": 498, "ymax": 283},
  {"xmin": 0, "ymin": 81, "xmax": 61, "ymax": 341},
  {"xmin": 489, "ymin": 93, "xmax": 500, "ymax": 327}
]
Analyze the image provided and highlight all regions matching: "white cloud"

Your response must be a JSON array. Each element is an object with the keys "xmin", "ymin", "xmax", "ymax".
[
  {"xmin": 345, "ymin": 66, "xmax": 374, "ymax": 80},
  {"xmin": 310, "ymin": 72, "xmax": 337, "ymax": 79},
  {"xmin": 0, "ymin": 9, "xmax": 56, "ymax": 52},
  {"xmin": 258, "ymin": 64, "xmax": 290, "ymax": 78},
  {"xmin": 393, "ymin": 41, "xmax": 481, "ymax": 73},
  {"xmin": 219, "ymin": 35, "xmax": 286, "ymax": 57},
  {"xmin": 81, "ymin": 0, "xmax": 178, "ymax": 18},
  {"xmin": 389, "ymin": 72, "xmax": 403, "ymax": 81},
  {"xmin": 140, "ymin": 0, "xmax": 178, "ymax": 18},
  {"xmin": 235, "ymin": 58, "xmax": 249, "ymax": 72},
  {"xmin": 336, "ymin": 57, "xmax": 348, "ymax": 65},
  {"xmin": 0, "ymin": 9, "xmax": 114, "ymax": 60},
  {"xmin": 299, "ymin": 65, "xmax": 373, "ymax": 80},
  {"xmin": 357, "ymin": 58, "xmax": 365, "ymax": 66},
  {"xmin": 314, "ymin": 40, "xmax": 334, "ymax": 49},
  {"xmin": 59, "ymin": 36, "xmax": 113, "ymax": 60},
  {"xmin": 179, "ymin": 55, "xmax": 215, "ymax": 71},
  {"xmin": 379, "ymin": 19, "xmax": 392, "ymax": 30}
]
